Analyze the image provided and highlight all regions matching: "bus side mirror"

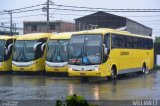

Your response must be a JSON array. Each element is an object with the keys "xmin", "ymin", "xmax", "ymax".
[
  {"xmin": 69, "ymin": 45, "xmax": 73, "ymax": 53},
  {"xmin": 33, "ymin": 42, "xmax": 42, "ymax": 51},
  {"xmin": 64, "ymin": 43, "xmax": 69, "ymax": 53},
  {"xmin": 41, "ymin": 43, "xmax": 46, "ymax": 51},
  {"xmin": 103, "ymin": 44, "xmax": 108, "ymax": 55},
  {"xmin": 4, "ymin": 47, "xmax": 8, "ymax": 55},
  {"xmin": 5, "ymin": 43, "xmax": 13, "ymax": 55},
  {"xmin": 7, "ymin": 43, "xmax": 13, "ymax": 52}
]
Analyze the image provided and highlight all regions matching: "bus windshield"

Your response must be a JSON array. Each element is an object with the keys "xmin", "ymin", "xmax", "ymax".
[
  {"xmin": 13, "ymin": 40, "xmax": 37, "ymax": 62},
  {"xmin": 69, "ymin": 34, "xmax": 102, "ymax": 65},
  {"xmin": 46, "ymin": 40, "xmax": 69, "ymax": 62},
  {"xmin": 0, "ymin": 40, "xmax": 5, "ymax": 62}
]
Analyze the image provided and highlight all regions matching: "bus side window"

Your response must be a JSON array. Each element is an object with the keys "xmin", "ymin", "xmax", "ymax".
[
  {"xmin": 104, "ymin": 34, "xmax": 110, "ymax": 49},
  {"xmin": 111, "ymin": 34, "xmax": 118, "ymax": 48},
  {"xmin": 119, "ymin": 35, "xmax": 125, "ymax": 48},
  {"xmin": 4, "ymin": 39, "xmax": 13, "ymax": 61},
  {"xmin": 103, "ymin": 34, "xmax": 110, "ymax": 62},
  {"xmin": 125, "ymin": 36, "xmax": 132, "ymax": 48},
  {"xmin": 133, "ymin": 37, "xmax": 138, "ymax": 49}
]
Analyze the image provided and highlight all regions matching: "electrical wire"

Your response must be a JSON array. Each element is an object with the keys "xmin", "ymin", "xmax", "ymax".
[
  {"xmin": 0, "ymin": 13, "xmax": 45, "ymax": 20},
  {"xmin": 49, "ymin": 7, "xmax": 160, "ymax": 12},
  {"xmin": 52, "ymin": 4, "xmax": 160, "ymax": 11},
  {"xmin": 0, "ymin": 3, "xmax": 44, "ymax": 13}
]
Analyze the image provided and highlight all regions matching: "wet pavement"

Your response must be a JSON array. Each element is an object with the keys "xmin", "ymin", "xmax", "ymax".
[{"xmin": 0, "ymin": 70, "xmax": 160, "ymax": 101}]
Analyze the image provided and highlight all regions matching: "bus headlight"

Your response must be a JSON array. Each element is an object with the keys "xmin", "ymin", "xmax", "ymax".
[{"xmin": 69, "ymin": 66, "xmax": 72, "ymax": 71}]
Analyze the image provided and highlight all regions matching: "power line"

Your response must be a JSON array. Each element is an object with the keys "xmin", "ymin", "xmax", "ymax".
[
  {"xmin": 50, "ymin": 12, "xmax": 83, "ymax": 16},
  {"xmin": 12, "ymin": 8, "xmax": 42, "ymax": 14},
  {"xmin": 1, "ymin": 5, "xmax": 160, "ymax": 16},
  {"xmin": 0, "ymin": 3, "xmax": 44, "ymax": 14},
  {"xmin": 0, "ymin": 13, "xmax": 45, "ymax": 20},
  {"xmin": 52, "ymin": 4, "xmax": 160, "ymax": 11},
  {"xmin": 136, "ymin": 20, "xmax": 160, "ymax": 21},
  {"xmin": 0, "ymin": 8, "xmax": 42, "ymax": 15},
  {"xmin": 49, "ymin": 8, "xmax": 160, "ymax": 12},
  {"xmin": 11, "ymin": 4, "xmax": 44, "ymax": 12},
  {"xmin": 126, "ymin": 15, "xmax": 160, "ymax": 17},
  {"xmin": 1, "ymin": 12, "xmax": 160, "ymax": 21}
]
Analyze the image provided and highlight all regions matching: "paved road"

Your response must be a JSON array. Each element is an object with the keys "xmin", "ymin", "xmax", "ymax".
[{"xmin": 0, "ymin": 70, "xmax": 160, "ymax": 101}]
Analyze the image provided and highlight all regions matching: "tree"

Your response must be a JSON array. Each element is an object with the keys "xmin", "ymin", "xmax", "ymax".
[{"xmin": 155, "ymin": 36, "xmax": 160, "ymax": 43}]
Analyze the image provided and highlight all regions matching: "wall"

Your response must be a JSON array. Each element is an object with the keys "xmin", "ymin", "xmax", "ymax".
[
  {"xmin": 23, "ymin": 21, "xmax": 75, "ymax": 34},
  {"xmin": 126, "ymin": 19, "xmax": 152, "ymax": 36}
]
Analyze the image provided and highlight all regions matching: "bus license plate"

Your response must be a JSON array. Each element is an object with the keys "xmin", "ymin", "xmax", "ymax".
[
  {"xmin": 54, "ymin": 69, "xmax": 59, "ymax": 71},
  {"xmin": 80, "ymin": 73, "xmax": 86, "ymax": 76},
  {"xmin": 20, "ymin": 68, "xmax": 24, "ymax": 71}
]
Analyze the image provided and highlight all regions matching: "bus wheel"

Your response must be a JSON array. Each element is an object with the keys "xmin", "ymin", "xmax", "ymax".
[{"xmin": 111, "ymin": 66, "xmax": 117, "ymax": 80}]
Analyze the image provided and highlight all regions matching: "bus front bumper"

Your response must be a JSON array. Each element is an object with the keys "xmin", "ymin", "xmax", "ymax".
[
  {"xmin": 12, "ymin": 64, "xmax": 43, "ymax": 72},
  {"xmin": 45, "ymin": 65, "xmax": 68, "ymax": 73},
  {"xmin": 0, "ymin": 66, "xmax": 9, "ymax": 71},
  {"xmin": 68, "ymin": 69, "xmax": 103, "ymax": 77},
  {"xmin": 12, "ymin": 59, "xmax": 45, "ymax": 72},
  {"xmin": 0, "ymin": 62, "xmax": 11, "ymax": 71}
]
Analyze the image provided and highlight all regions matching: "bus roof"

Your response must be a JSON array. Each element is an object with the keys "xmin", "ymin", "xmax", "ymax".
[
  {"xmin": 73, "ymin": 28, "xmax": 152, "ymax": 39},
  {"xmin": 0, "ymin": 35, "xmax": 15, "ymax": 40},
  {"xmin": 16, "ymin": 33, "xmax": 53, "ymax": 40},
  {"xmin": 49, "ymin": 32, "xmax": 76, "ymax": 40}
]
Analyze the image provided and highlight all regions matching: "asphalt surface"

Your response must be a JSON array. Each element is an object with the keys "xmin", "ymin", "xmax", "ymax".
[{"xmin": 0, "ymin": 70, "xmax": 160, "ymax": 101}]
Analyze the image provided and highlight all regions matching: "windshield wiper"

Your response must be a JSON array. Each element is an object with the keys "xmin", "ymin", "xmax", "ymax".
[
  {"xmin": 49, "ymin": 44, "xmax": 64, "ymax": 62},
  {"xmin": 57, "ymin": 44, "xmax": 64, "ymax": 62},
  {"xmin": 73, "ymin": 48, "xmax": 83, "ymax": 64},
  {"xmin": 23, "ymin": 42, "xmax": 29, "ymax": 62},
  {"xmin": 15, "ymin": 48, "xmax": 23, "ymax": 61},
  {"xmin": 50, "ymin": 45, "xmax": 57, "ymax": 62},
  {"xmin": 83, "ymin": 48, "xmax": 91, "ymax": 65}
]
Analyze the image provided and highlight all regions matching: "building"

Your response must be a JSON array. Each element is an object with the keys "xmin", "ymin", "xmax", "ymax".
[
  {"xmin": 75, "ymin": 11, "xmax": 152, "ymax": 36},
  {"xmin": 23, "ymin": 21, "xmax": 75, "ymax": 34}
]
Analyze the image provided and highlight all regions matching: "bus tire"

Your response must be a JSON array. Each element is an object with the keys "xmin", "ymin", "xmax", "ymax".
[{"xmin": 111, "ymin": 66, "xmax": 117, "ymax": 80}]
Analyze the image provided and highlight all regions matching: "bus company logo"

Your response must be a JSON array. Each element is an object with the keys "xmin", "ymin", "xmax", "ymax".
[{"xmin": 120, "ymin": 51, "xmax": 129, "ymax": 56}]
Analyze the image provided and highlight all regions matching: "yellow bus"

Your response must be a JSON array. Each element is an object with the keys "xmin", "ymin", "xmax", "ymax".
[
  {"xmin": 0, "ymin": 35, "xmax": 15, "ymax": 72},
  {"xmin": 68, "ymin": 28, "xmax": 154, "ymax": 79},
  {"xmin": 45, "ymin": 32, "xmax": 73, "ymax": 73},
  {"xmin": 12, "ymin": 33, "xmax": 53, "ymax": 72}
]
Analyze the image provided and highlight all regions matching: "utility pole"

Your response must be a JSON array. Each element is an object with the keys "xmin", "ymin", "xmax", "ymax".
[
  {"xmin": 10, "ymin": 11, "xmax": 13, "ymax": 35},
  {"xmin": 47, "ymin": 0, "xmax": 49, "ymax": 32},
  {"xmin": 4, "ymin": 10, "xmax": 13, "ymax": 36},
  {"xmin": 42, "ymin": 0, "xmax": 51, "ymax": 32}
]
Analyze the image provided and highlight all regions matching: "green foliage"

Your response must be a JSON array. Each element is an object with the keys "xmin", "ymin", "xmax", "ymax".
[
  {"xmin": 66, "ymin": 94, "xmax": 89, "ymax": 106},
  {"xmin": 56, "ymin": 100, "xmax": 64, "ymax": 106},
  {"xmin": 55, "ymin": 94, "xmax": 97, "ymax": 106},
  {"xmin": 155, "ymin": 37, "xmax": 160, "ymax": 43}
]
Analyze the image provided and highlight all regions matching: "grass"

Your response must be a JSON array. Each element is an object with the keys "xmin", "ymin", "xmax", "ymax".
[{"xmin": 55, "ymin": 94, "xmax": 98, "ymax": 106}]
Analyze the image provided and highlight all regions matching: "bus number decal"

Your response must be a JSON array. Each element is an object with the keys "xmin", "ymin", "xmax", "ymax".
[{"xmin": 120, "ymin": 51, "xmax": 129, "ymax": 56}]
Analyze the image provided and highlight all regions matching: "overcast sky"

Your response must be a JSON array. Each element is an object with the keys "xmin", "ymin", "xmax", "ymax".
[{"xmin": 0, "ymin": 0, "xmax": 160, "ymax": 37}]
